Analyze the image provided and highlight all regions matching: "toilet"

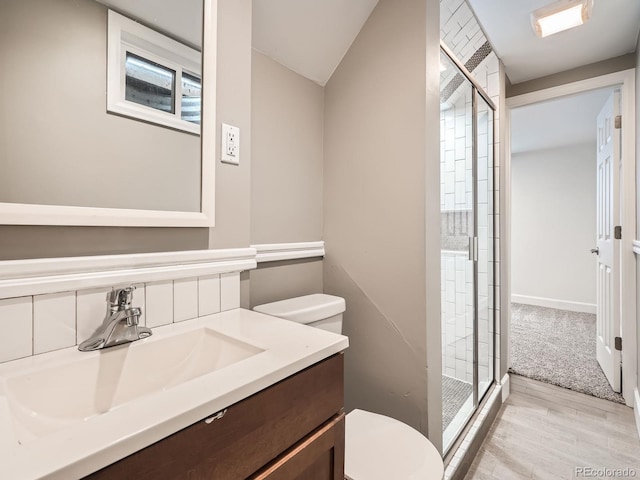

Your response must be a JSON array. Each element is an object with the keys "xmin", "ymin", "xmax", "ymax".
[{"xmin": 253, "ymin": 294, "xmax": 444, "ymax": 480}]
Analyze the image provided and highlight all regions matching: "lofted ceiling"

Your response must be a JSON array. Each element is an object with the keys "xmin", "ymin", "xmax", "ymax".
[
  {"xmin": 511, "ymin": 88, "xmax": 612, "ymax": 154},
  {"xmin": 468, "ymin": 0, "xmax": 640, "ymax": 84},
  {"xmin": 96, "ymin": 1, "xmax": 639, "ymax": 92},
  {"xmin": 252, "ymin": 0, "xmax": 379, "ymax": 86}
]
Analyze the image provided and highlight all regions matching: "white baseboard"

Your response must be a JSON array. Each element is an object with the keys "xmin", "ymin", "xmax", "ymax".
[
  {"xmin": 511, "ymin": 294, "xmax": 596, "ymax": 314},
  {"xmin": 500, "ymin": 373, "xmax": 510, "ymax": 403},
  {"xmin": 634, "ymin": 388, "xmax": 640, "ymax": 441}
]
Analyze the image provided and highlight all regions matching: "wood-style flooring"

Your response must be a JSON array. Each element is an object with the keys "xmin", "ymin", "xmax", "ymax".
[{"xmin": 464, "ymin": 374, "xmax": 640, "ymax": 480}]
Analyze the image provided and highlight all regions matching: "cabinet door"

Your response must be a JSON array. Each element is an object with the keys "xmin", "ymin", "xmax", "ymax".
[{"xmin": 252, "ymin": 413, "xmax": 345, "ymax": 480}]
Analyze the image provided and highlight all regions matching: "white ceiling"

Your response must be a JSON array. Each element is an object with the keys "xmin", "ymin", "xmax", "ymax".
[
  {"xmin": 252, "ymin": 0, "xmax": 379, "ymax": 86},
  {"xmin": 96, "ymin": 0, "xmax": 639, "ymax": 89},
  {"xmin": 511, "ymin": 88, "xmax": 612, "ymax": 154},
  {"xmin": 468, "ymin": 0, "xmax": 640, "ymax": 84}
]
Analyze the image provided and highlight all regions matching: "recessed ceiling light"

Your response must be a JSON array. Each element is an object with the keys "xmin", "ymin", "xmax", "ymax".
[{"xmin": 531, "ymin": 0, "xmax": 594, "ymax": 38}]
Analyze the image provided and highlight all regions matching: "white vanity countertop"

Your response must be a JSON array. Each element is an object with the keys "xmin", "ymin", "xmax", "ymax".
[{"xmin": 0, "ymin": 308, "xmax": 349, "ymax": 480}]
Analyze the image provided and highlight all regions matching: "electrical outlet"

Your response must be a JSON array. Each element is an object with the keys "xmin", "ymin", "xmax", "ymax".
[{"xmin": 221, "ymin": 123, "xmax": 240, "ymax": 165}]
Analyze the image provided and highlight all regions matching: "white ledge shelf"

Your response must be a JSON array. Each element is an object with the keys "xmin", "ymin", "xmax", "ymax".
[
  {"xmin": 0, "ymin": 249, "xmax": 257, "ymax": 300},
  {"xmin": 252, "ymin": 242, "xmax": 325, "ymax": 263}
]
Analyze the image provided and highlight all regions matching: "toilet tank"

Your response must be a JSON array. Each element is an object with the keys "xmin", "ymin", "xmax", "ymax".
[{"xmin": 253, "ymin": 294, "xmax": 346, "ymax": 334}]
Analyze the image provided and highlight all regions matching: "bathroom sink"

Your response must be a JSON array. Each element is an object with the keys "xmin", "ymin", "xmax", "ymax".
[
  {"xmin": 4, "ymin": 327, "xmax": 263, "ymax": 443},
  {"xmin": 0, "ymin": 308, "xmax": 348, "ymax": 480}
]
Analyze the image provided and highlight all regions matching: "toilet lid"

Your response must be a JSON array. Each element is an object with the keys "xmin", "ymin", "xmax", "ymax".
[{"xmin": 345, "ymin": 409, "xmax": 444, "ymax": 480}]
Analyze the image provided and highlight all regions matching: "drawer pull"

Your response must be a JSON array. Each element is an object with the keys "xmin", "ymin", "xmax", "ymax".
[{"xmin": 205, "ymin": 409, "xmax": 227, "ymax": 424}]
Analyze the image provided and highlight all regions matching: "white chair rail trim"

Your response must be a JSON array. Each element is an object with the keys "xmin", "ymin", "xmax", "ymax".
[
  {"xmin": 0, "ymin": 249, "xmax": 257, "ymax": 300},
  {"xmin": 252, "ymin": 242, "xmax": 325, "ymax": 263}
]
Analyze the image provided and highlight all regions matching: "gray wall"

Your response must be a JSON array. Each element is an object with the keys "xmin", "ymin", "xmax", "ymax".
[
  {"xmin": 0, "ymin": 0, "xmax": 252, "ymax": 261},
  {"xmin": 250, "ymin": 260, "xmax": 323, "ymax": 308},
  {"xmin": 0, "ymin": 226, "xmax": 208, "ymax": 260},
  {"xmin": 207, "ymin": 0, "xmax": 252, "ymax": 309},
  {"xmin": 250, "ymin": 51, "xmax": 323, "ymax": 244},
  {"xmin": 0, "ymin": 0, "xmax": 322, "ymax": 314},
  {"xmin": 323, "ymin": 0, "xmax": 442, "ymax": 447},
  {"xmin": 507, "ymin": 54, "xmax": 635, "ymax": 98},
  {"xmin": 511, "ymin": 144, "xmax": 596, "ymax": 306},
  {"xmin": 209, "ymin": 0, "xmax": 252, "ymax": 252},
  {"xmin": 249, "ymin": 51, "xmax": 324, "ymax": 307},
  {"xmin": 0, "ymin": 0, "xmax": 200, "ymax": 212}
]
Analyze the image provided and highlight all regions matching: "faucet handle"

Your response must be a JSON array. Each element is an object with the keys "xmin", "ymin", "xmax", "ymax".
[{"xmin": 108, "ymin": 286, "xmax": 136, "ymax": 311}]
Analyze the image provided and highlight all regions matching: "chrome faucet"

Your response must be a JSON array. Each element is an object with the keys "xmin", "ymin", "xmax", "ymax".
[{"xmin": 78, "ymin": 286, "xmax": 152, "ymax": 352}]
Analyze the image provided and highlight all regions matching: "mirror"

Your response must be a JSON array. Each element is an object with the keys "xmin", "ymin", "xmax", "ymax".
[{"xmin": 0, "ymin": 0, "xmax": 215, "ymax": 227}]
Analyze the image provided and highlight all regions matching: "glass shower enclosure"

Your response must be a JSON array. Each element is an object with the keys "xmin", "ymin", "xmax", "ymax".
[{"xmin": 439, "ymin": 45, "xmax": 495, "ymax": 453}]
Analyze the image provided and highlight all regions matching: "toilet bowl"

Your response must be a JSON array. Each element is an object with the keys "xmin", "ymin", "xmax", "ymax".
[{"xmin": 253, "ymin": 294, "xmax": 444, "ymax": 480}]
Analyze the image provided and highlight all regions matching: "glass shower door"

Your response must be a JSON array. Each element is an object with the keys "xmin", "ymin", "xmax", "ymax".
[
  {"xmin": 440, "ymin": 47, "xmax": 496, "ymax": 453},
  {"xmin": 439, "ymin": 51, "xmax": 475, "ymax": 450}
]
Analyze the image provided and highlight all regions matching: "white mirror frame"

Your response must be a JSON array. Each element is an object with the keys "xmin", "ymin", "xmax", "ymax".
[{"xmin": 0, "ymin": 0, "xmax": 216, "ymax": 228}]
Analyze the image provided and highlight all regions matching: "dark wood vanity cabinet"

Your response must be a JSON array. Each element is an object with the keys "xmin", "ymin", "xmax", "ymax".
[{"xmin": 85, "ymin": 354, "xmax": 345, "ymax": 480}]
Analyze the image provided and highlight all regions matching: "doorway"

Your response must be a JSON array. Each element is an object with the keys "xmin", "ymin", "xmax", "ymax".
[
  {"xmin": 509, "ymin": 87, "xmax": 625, "ymax": 403},
  {"xmin": 505, "ymin": 70, "xmax": 637, "ymax": 407}
]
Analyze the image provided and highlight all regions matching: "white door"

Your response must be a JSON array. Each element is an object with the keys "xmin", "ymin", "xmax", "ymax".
[{"xmin": 595, "ymin": 91, "xmax": 621, "ymax": 392}]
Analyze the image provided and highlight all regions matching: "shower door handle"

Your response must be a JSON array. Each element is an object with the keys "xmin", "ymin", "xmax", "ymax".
[{"xmin": 469, "ymin": 236, "xmax": 478, "ymax": 262}]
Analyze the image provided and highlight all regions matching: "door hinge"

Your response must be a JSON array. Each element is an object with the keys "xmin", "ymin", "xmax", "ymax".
[
  {"xmin": 615, "ymin": 336, "xmax": 622, "ymax": 351},
  {"xmin": 614, "ymin": 115, "xmax": 622, "ymax": 129},
  {"xmin": 614, "ymin": 225, "xmax": 622, "ymax": 240}
]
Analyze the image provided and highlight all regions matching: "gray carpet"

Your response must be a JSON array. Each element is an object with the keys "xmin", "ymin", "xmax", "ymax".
[
  {"xmin": 509, "ymin": 303, "xmax": 625, "ymax": 404},
  {"xmin": 442, "ymin": 375, "xmax": 472, "ymax": 431}
]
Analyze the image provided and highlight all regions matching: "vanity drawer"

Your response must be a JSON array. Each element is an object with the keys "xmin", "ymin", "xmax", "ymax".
[{"xmin": 85, "ymin": 353, "xmax": 344, "ymax": 480}]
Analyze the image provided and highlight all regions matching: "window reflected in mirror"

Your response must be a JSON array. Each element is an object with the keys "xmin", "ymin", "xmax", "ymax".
[
  {"xmin": 181, "ymin": 72, "xmax": 202, "ymax": 125},
  {"xmin": 125, "ymin": 53, "xmax": 176, "ymax": 115},
  {"xmin": 0, "ymin": 0, "xmax": 205, "ymax": 216}
]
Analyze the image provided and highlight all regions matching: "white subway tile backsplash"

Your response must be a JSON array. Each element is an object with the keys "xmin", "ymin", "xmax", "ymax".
[
  {"xmin": 198, "ymin": 275, "xmax": 221, "ymax": 316},
  {"xmin": 0, "ymin": 272, "xmax": 243, "ymax": 359},
  {"xmin": 0, "ymin": 249, "xmax": 249, "ymax": 363},
  {"xmin": 145, "ymin": 281, "xmax": 174, "ymax": 328},
  {"xmin": 0, "ymin": 297, "xmax": 33, "ymax": 363},
  {"xmin": 77, "ymin": 288, "xmax": 110, "ymax": 346},
  {"xmin": 220, "ymin": 273, "xmax": 240, "ymax": 311},
  {"xmin": 34, "ymin": 292, "xmax": 76, "ymax": 355},
  {"xmin": 173, "ymin": 278, "xmax": 198, "ymax": 323},
  {"xmin": 132, "ymin": 284, "xmax": 146, "ymax": 326}
]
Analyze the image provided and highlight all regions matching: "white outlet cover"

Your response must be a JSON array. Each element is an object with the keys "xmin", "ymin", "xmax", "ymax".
[{"xmin": 221, "ymin": 123, "xmax": 240, "ymax": 165}]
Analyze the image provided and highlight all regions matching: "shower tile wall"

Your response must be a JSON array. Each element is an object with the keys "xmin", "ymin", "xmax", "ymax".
[
  {"xmin": 441, "ymin": 250, "xmax": 473, "ymax": 382},
  {"xmin": 474, "ymin": 54, "xmax": 498, "ymax": 389},
  {"xmin": 440, "ymin": 0, "xmax": 501, "ymax": 387},
  {"xmin": 441, "ymin": 0, "xmax": 486, "ymax": 63},
  {"xmin": 440, "ymin": 86, "xmax": 474, "ymax": 383}
]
